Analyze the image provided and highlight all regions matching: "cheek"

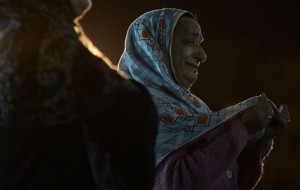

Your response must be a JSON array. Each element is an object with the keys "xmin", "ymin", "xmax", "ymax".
[
  {"xmin": 176, "ymin": 49, "xmax": 190, "ymax": 70},
  {"xmin": 171, "ymin": 53, "xmax": 183, "ymax": 75},
  {"xmin": 171, "ymin": 45, "xmax": 189, "ymax": 77}
]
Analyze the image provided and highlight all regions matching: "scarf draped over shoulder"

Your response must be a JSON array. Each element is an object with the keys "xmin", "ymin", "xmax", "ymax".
[{"xmin": 118, "ymin": 8, "xmax": 276, "ymax": 166}]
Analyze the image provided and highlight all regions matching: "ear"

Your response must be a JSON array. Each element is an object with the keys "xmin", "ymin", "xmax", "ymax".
[{"xmin": 69, "ymin": 0, "xmax": 91, "ymax": 17}]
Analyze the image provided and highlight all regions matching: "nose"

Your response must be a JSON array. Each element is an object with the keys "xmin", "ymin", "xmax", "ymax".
[{"xmin": 194, "ymin": 46, "xmax": 207, "ymax": 63}]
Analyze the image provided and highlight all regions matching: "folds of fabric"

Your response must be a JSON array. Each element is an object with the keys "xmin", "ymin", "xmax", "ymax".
[
  {"xmin": 154, "ymin": 119, "xmax": 273, "ymax": 190},
  {"xmin": 117, "ymin": 8, "xmax": 278, "ymax": 166}
]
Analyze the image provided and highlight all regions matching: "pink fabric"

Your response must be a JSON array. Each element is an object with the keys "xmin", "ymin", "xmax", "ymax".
[{"xmin": 154, "ymin": 119, "xmax": 273, "ymax": 190}]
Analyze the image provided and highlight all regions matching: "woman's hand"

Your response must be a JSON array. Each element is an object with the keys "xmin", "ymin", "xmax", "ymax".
[
  {"xmin": 264, "ymin": 104, "xmax": 290, "ymax": 138},
  {"xmin": 241, "ymin": 93, "xmax": 274, "ymax": 134}
]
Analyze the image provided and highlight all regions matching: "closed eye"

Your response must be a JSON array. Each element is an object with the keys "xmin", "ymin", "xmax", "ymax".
[
  {"xmin": 184, "ymin": 38, "xmax": 196, "ymax": 44},
  {"xmin": 187, "ymin": 41, "xmax": 195, "ymax": 44}
]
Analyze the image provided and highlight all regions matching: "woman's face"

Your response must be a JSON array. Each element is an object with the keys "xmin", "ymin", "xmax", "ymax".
[{"xmin": 171, "ymin": 16, "xmax": 207, "ymax": 90}]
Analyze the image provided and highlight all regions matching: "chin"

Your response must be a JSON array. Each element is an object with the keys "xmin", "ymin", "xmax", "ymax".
[{"xmin": 181, "ymin": 81, "xmax": 193, "ymax": 90}]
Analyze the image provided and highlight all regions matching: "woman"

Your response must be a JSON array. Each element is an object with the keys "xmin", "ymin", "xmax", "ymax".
[
  {"xmin": 0, "ymin": 0, "xmax": 157, "ymax": 189},
  {"xmin": 118, "ymin": 8, "xmax": 290, "ymax": 189}
]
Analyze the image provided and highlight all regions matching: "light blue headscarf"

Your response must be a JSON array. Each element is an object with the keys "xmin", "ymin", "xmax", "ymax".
[{"xmin": 118, "ymin": 8, "xmax": 266, "ymax": 166}]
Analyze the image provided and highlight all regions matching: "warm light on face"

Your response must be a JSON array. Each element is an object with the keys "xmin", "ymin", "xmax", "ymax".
[{"xmin": 171, "ymin": 16, "xmax": 207, "ymax": 90}]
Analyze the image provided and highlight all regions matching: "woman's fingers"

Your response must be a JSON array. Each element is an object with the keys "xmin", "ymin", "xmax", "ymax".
[
  {"xmin": 281, "ymin": 104, "xmax": 290, "ymax": 120},
  {"xmin": 275, "ymin": 104, "xmax": 290, "ymax": 126},
  {"xmin": 241, "ymin": 93, "xmax": 289, "ymax": 135},
  {"xmin": 265, "ymin": 104, "xmax": 290, "ymax": 137},
  {"xmin": 258, "ymin": 93, "xmax": 271, "ymax": 110},
  {"xmin": 256, "ymin": 93, "xmax": 274, "ymax": 126}
]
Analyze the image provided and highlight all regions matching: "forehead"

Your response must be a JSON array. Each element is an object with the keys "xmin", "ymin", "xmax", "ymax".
[{"xmin": 173, "ymin": 16, "xmax": 201, "ymax": 37}]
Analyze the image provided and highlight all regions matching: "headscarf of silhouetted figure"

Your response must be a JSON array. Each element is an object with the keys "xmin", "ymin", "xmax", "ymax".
[
  {"xmin": 0, "ymin": 0, "xmax": 157, "ymax": 189},
  {"xmin": 0, "ymin": 0, "xmax": 112, "ymax": 128}
]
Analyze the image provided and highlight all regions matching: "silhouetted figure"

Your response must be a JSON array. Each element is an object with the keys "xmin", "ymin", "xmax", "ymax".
[{"xmin": 0, "ymin": 0, "xmax": 157, "ymax": 189}]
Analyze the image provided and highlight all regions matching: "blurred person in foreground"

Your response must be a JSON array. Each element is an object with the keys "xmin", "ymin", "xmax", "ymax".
[
  {"xmin": 118, "ymin": 8, "xmax": 290, "ymax": 190},
  {"xmin": 0, "ymin": 0, "xmax": 157, "ymax": 189}
]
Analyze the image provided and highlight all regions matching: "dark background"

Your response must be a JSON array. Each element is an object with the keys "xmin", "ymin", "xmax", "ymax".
[{"xmin": 80, "ymin": 0, "xmax": 299, "ymax": 189}]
